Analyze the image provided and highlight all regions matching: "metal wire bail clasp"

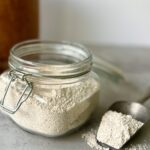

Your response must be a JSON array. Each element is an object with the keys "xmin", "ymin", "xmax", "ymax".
[{"xmin": 0, "ymin": 70, "xmax": 33, "ymax": 114}]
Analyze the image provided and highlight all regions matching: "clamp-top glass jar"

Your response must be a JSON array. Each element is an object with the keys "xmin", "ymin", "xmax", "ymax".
[{"xmin": 0, "ymin": 40, "xmax": 100, "ymax": 137}]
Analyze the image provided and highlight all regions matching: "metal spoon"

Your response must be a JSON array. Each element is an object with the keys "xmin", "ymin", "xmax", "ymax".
[{"xmin": 97, "ymin": 92, "xmax": 150, "ymax": 150}]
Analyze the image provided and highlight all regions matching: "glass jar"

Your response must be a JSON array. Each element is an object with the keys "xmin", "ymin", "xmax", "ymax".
[{"xmin": 0, "ymin": 40, "xmax": 100, "ymax": 137}]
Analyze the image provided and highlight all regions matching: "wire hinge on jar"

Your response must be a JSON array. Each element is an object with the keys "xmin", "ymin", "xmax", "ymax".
[{"xmin": 0, "ymin": 70, "xmax": 33, "ymax": 114}]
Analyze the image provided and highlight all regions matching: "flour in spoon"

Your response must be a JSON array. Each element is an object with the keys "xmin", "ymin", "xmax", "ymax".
[
  {"xmin": 82, "ymin": 128, "xmax": 148, "ymax": 150},
  {"xmin": 97, "ymin": 111, "xmax": 144, "ymax": 149}
]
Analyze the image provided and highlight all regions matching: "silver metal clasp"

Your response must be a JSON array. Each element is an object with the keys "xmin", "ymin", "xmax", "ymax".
[{"xmin": 0, "ymin": 70, "xmax": 33, "ymax": 114}]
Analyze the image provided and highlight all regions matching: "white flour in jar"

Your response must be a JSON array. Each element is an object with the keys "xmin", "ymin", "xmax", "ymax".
[
  {"xmin": 0, "ymin": 72, "xmax": 100, "ymax": 136},
  {"xmin": 82, "ymin": 111, "xmax": 144, "ymax": 150}
]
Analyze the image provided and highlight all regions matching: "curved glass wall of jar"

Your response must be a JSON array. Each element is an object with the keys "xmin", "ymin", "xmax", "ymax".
[{"xmin": 0, "ymin": 40, "xmax": 100, "ymax": 137}]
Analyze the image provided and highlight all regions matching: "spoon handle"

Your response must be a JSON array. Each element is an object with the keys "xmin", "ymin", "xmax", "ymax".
[{"xmin": 138, "ymin": 90, "xmax": 150, "ymax": 104}]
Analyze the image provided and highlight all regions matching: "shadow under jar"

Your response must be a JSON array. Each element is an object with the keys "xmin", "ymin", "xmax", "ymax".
[{"xmin": 0, "ymin": 40, "xmax": 100, "ymax": 137}]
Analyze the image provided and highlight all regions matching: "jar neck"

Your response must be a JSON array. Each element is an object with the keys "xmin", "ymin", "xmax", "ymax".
[{"xmin": 8, "ymin": 40, "xmax": 92, "ymax": 79}]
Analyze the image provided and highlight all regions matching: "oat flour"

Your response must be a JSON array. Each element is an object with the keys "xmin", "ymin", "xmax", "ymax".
[
  {"xmin": 0, "ymin": 71, "xmax": 99, "ymax": 136},
  {"xmin": 82, "ymin": 111, "xmax": 144, "ymax": 150},
  {"xmin": 97, "ymin": 111, "xmax": 144, "ymax": 149}
]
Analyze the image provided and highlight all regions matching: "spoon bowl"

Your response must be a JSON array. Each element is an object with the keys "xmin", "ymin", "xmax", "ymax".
[
  {"xmin": 110, "ymin": 101, "xmax": 150, "ymax": 123},
  {"xmin": 97, "ymin": 98, "xmax": 150, "ymax": 150}
]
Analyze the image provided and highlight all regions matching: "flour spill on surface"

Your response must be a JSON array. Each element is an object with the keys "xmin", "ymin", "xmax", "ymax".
[{"xmin": 82, "ymin": 129, "xmax": 109, "ymax": 150}]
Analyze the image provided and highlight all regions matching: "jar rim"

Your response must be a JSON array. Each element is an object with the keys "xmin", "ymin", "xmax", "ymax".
[{"xmin": 9, "ymin": 40, "xmax": 92, "ymax": 78}]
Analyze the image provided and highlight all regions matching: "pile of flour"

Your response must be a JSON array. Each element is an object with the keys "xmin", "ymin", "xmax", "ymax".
[
  {"xmin": 82, "ymin": 111, "xmax": 147, "ymax": 150},
  {"xmin": 82, "ymin": 129, "xmax": 148, "ymax": 150},
  {"xmin": 97, "ymin": 111, "xmax": 144, "ymax": 149},
  {"xmin": 82, "ymin": 111, "xmax": 144, "ymax": 150},
  {"xmin": 0, "ymin": 72, "xmax": 100, "ymax": 136}
]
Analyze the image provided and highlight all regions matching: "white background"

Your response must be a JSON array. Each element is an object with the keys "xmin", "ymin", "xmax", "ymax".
[{"xmin": 40, "ymin": 0, "xmax": 150, "ymax": 47}]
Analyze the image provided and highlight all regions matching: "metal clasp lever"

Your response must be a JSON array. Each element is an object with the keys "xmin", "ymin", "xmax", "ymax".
[{"xmin": 0, "ymin": 70, "xmax": 33, "ymax": 114}]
